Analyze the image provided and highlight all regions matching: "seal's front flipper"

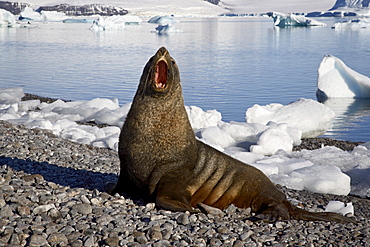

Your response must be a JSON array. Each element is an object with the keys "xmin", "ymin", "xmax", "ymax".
[
  {"xmin": 155, "ymin": 179, "xmax": 196, "ymax": 212},
  {"xmin": 156, "ymin": 194, "xmax": 197, "ymax": 212}
]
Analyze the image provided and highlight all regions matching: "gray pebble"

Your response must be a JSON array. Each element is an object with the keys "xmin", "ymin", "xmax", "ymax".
[
  {"xmin": 84, "ymin": 235, "xmax": 95, "ymax": 246},
  {"xmin": 48, "ymin": 232, "xmax": 68, "ymax": 246},
  {"xmin": 176, "ymin": 212, "xmax": 190, "ymax": 225},
  {"xmin": 28, "ymin": 234, "xmax": 48, "ymax": 246},
  {"xmin": 0, "ymin": 120, "xmax": 369, "ymax": 247},
  {"xmin": 0, "ymin": 205, "xmax": 13, "ymax": 218}
]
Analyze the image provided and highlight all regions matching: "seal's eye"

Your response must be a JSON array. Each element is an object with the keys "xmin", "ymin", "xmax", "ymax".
[
  {"xmin": 171, "ymin": 60, "xmax": 176, "ymax": 65},
  {"xmin": 154, "ymin": 60, "xmax": 168, "ymax": 89}
]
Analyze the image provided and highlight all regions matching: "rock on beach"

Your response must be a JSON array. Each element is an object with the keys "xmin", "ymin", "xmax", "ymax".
[{"xmin": 0, "ymin": 120, "xmax": 369, "ymax": 246}]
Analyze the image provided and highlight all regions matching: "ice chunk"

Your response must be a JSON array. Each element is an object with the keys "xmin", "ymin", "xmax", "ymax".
[
  {"xmin": 90, "ymin": 15, "xmax": 142, "ymax": 31},
  {"xmin": 277, "ymin": 164, "xmax": 351, "ymax": 195},
  {"xmin": 148, "ymin": 16, "xmax": 179, "ymax": 25},
  {"xmin": 332, "ymin": 18, "xmax": 370, "ymax": 29},
  {"xmin": 40, "ymin": 11, "xmax": 67, "ymax": 22},
  {"xmin": 219, "ymin": 121, "xmax": 267, "ymax": 143},
  {"xmin": 267, "ymin": 12, "xmax": 326, "ymax": 27},
  {"xmin": 153, "ymin": 24, "xmax": 183, "ymax": 34},
  {"xmin": 250, "ymin": 123, "xmax": 299, "ymax": 155},
  {"xmin": 90, "ymin": 16, "xmax": 126, "ymax": 31},
  {"xmin": 197, "ymin": 126, "xmax": 236, "ymax": 149},
  {"xmin": 19, "ymin": 7, "xmax": 43, "ymax": 21},
  {"xmin": 325, "ymin": 201, "xmax": 354, "ymax": 216},
  {"xmin": 224, "ymin": 150, "xmax": 265, "ymax": 164},
  {"xmin": 186, "ymin": 105, "xmax": 222, "ymax": 129},
  {"xmin": 19, "ymin": 100, "xmax": 41, "ymax": 112},
  {"xmin": 0, "ymin": 87, "xmax": 25, "ymax": 104},
  {"xmin": 0, "ymin": 9, "xmax": 17, "ymax": 27},
  {"xmin": 39, "ymin": 98, "xmax": 120, "ymax": 123},
  {"xmin": 246, "ymin": 98, "xmax": 335, "ymax": 138},
  {"xmin": 317, "ymin": 55, "xmax": 370, "ymax": 98},
  {"xmin": 291, "ymin": 146, "xmax": 370, "ymax": 198}
]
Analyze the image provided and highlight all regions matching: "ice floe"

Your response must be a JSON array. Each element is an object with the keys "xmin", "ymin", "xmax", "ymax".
[
  {"xmin": 332, "ymin": 18, "xmax": 370, "ymax": 29},
  {"xmin": 0, "ymin": 9, "xmax": 17, "ymax": 27},
  {"xmin": 152, "ymin": 24, "xmax": 183, "ymax": 34},
  {"xmin": 267, "ymin": 12, "xmax": 327, "ymax": 27},
  {"xmin": 317, "ymin": 55, "xmax": 370, "ymax": 98}
]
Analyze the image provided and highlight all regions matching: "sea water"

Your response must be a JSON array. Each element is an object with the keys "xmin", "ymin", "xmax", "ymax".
[{"xmin": 1, "ymin": 17, "xmax": 370, "ymax": 142}]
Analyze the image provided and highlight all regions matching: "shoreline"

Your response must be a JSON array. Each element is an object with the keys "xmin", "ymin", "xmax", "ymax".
[
  {"xmin": 21, "ymin": 93, "xmax": 364, "ymax": 151},
  {"xmin": 0, "ymin": 120, "xmax": 369, "ymax": 246}
]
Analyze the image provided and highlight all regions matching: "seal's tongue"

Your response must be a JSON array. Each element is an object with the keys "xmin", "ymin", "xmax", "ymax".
[{"xmin": 155, "ymin": 60, "xmax": 168, "ymax": 89}]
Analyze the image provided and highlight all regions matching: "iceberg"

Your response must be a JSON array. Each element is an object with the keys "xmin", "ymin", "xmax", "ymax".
[
  {"xmin": 121, "ymin": 15, "xmax": 142, "ymax": 25},
  {"xmin": 152, "ymin": 24, "xmax": 183, "ymax": 34},
  {"xmin": 267, "ymin": 12, "xmax": 326, "ymax": 27},
  {"xmin": 40, "ymin": 11, "xmax": 67, "ymax": 21},
  {"xmin": 90, "ymin": 15, "xmax": 142, "ymax": 31},
  {"xmin": 148, "ymin": 15, "xmax": 179, "ymax": 25},
  {"xmin": 332, "ymin": 18, "xmax": 370, "ymax": 29},
  {"xmin": 19, "ymin": 7, "xmax": 43, "ymax": 21},
  {"xmin": 90, "ymin": 16, "xmax": 126, "ymax": 31},
  {"xmin": 317, "ymin": 55, "xmax": 370, "ymax": 98},
  {"xmin": 0, "ymin": 9, "xmax": 17, "ymax": 27}
]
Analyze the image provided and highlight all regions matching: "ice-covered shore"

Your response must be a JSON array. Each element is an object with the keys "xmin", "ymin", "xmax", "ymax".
[{"xmin": 1, "ymin": 87, "xmax": 370, "ymax": 198}]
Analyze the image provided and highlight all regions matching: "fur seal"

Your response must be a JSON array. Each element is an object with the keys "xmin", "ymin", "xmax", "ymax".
[{"xmin": 111, "ymin": 47, "xmax": 356, "ymax": 223}]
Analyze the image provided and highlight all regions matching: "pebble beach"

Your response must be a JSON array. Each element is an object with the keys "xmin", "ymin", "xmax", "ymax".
[{"xmin": 1, "ymin": 119, "xmax": 369, "ymax": 247}]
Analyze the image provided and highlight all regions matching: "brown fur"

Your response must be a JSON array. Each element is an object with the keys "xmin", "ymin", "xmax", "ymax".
[{"xmin": 111, "ymin": 47, "xmax": 357, "ymax": 223}]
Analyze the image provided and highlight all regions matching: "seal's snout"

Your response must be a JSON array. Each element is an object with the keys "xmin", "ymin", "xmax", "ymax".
[{"xmin": 157, "ymin": 46, "xmax": 169, "ymax": 57}]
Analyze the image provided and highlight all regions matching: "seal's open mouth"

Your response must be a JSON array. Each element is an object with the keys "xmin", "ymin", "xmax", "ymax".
[{"xmin": 154, "ymin": 60, "xmax": 168, "ymax": 90}]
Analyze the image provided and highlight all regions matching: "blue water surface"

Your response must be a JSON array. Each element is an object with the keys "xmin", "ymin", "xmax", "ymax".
[{"xmin": 1, "ymin": 17, "xmax": 370, "ymax": 142}]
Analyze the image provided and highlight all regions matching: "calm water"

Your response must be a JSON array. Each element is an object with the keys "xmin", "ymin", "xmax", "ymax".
[{"xmin": 1, "ymin": 17, "xmax": 370, "ymax": 142}]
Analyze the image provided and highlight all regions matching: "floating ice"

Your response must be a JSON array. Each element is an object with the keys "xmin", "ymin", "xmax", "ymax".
[
  {"xmin": 148, "ymin": 15, "xmax": 179, "ymax": 25},
  {"xmin": 19, "ymin": 7, "xmax": 43, "ymax": 21},
  {"xmin": 90, "ymin": 15, "xmax": 142, "ymax": 30},
  {"xmin": 267, "ymin": 12, "xmax": 326, "ymax": 27},
  {"xmin": 40, "ymin": 11, "xmax": 67, "ymax": 21},
  {"xmin": 246, "ymin": 98, "xmax": 335, "ymax": 138},
  {"xmin": 90, "ymin": 16, "xmax": 126, "ymax": 31},
  {"xmin": 1, "ymin": 87, "xmax": 370, "ymax": 198},
  {"xmin": 121, "ymin": 15, "xmax": 142, "ymax": 25},
  {"xmin": 153, "ymin": 24, "xmax": 183, "ymax": 34},
  {"xmin": 332, "ymin": 18, "xmax": 370, "ymax": 29},
  {"xmin": 63, "ymin": 18, "xmax": 95, "ymax": 24},
  {"xmin": 317, "ymin": 55, "xmax": 370, "ymax": 98},
  {"xmin": 0, "ymin": 9, "xmax": 17, "ymax": 27}
]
